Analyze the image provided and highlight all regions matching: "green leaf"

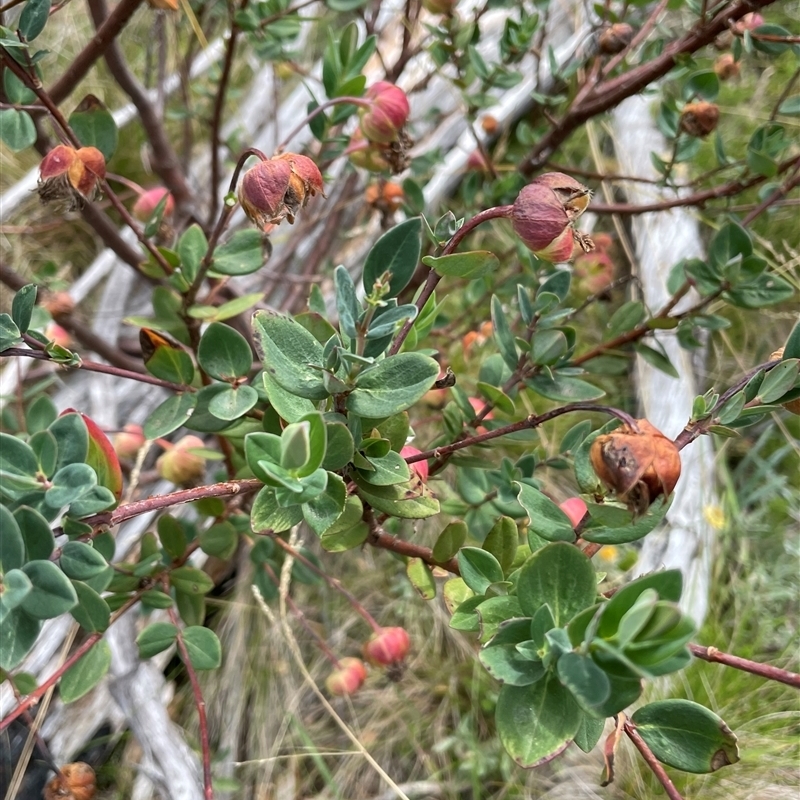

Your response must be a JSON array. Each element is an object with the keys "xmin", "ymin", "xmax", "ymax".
[
  {"xmin": 783, "ymin": 319, "xmax": 800, "ymax": 360},
  {"xmin": 574, "ymin": 712, "xmax": 605, "ymax": 753},
  {"xmin": 515, "ymin": 483, "xmax": 576, "ymax": 544},
  {"xmin": 527, "ymin": 372, "xmax": 604, "ymax": 402},
  {"xmin": 483, "ymin": 516, "xmax": 518, "ymax": 573},
  {"xmin": 58, "ymin": 645, "xmax": 109, "ymax": 705},
  {"xmin": 144, "ymin": 393, "xmax": 196, "ymax": 439},
  {"xmin": 496, "ymin": 675, "xmax": 582, "ymax": 768},
  {"xmin": 261, "ymin": 370, "xmax": 315, "ymax": 423},
  {"xmin": 480, "ymin": 619, "xmax": 545, "ymax": 686},
  {"xmin": 177, "ymin": 224, "xmax": 208, "ymax": 284},
  {"xmin": 778, "ymin": 95, "xmax": 800, "ymax": 116},
  {"xmin": 557, "ymin": 652, "xmax": 610, "ymax": 713},
  {"xmin": 0, "ymin": 608, "xmax": 41, "ymax": 670},
  {"xmin": 29, "ymin": 429, "xmax": 57, "ymax": 479},
  {"xmin": 321, "ymin": 421, "xmax": 354, "ymax": 471},
  {"xmin": 433, "ymin": 520, "xmax": 467, "ymax": 562},
  {"xmin": 0, "ymin": 312, "xmax": 23, "ymax": 352},
  {"xmin": 181, "ymin": 626, "xmax": 221, "ymax": 670},
  {"xmin": 517, "ymin": 542, "xmax": 596, "ymax": 625},
  {"xmin": 21, "ymin": 560, "xmax": 78, "ymax": 619},
  {"xmin": 407, "ymin": 557, "xmax": 436, "ymax": 600},
  {"xmin": 355, "ymin": 477, "xmax": 440, "ymax": 519},
  {"xmin": 458, "ymin": 547, "xmax": 505, "ymax": 594},
  {"xmin": 635, "ymin": 343, "xmax": 679, "ymax": 378},
  {"xmin": 19, "ymin": 0, "xmax": 51, "ymax": 40},
  {"xmin": 70, "ymin": 581, "xmax": 110, "ymax": 632},
  {"xmin": 423, "ymin": 250, "xmax": 499, "ymax": 280},
  {"xmin": 68, "ymin": 94, "xmax": 118, "ymax": 160},
  {"xmin": 530, "ymin": 329, "xmax": 568, "ymax": 366},
  {"xmin": 208, "ymin": 384, "xmax": 259, "ymax": 420},
  {"xmin": 758, "ymin": 359, "xmax": 799, "ymax": 403},
  {"xmin": 708, "ymin": 222, "xmax": 751, "ymax": 268},
  {"xmin": 60, "ymin": 542, "xmax": 107, "ymax": 581},
  {"xmin": 197, "ymin": 322, "xmax": 253, "ymax": 381},
  {"xmin": 45, "ymin": 463, "xmax": 96, "ymax": 509},
  {"xmin": 0, "ymin": 107, "xmax": 37, "ymax": 152},
  {"xmin": 348, "ymin": 353, "xmax": 439, "ymax": 417},
  {"xmin": 252, "ymin": 310, "xmax": 328, "ymax": 400},
  {"xmin": 211, "ymin": 229, "xmax": 264, "ymax": 276},
  {"xmin": 157, "ymin": 514, "xmax": 187, "ymax": 559},
  {"xmin": 251, "ymin": 486, "xmax": 304, "ymax": 532},
  {"xmin": 632, "ymin": 700, "xmax": 739, "ymax": 773},
  {"xmin": 141, "ymin": 330, "xmax": 195, "ymax": 385},
  {"xmin": 189, "ymin": 292, "xmax": 264, "ymax": 322},
  {"xmin": 0, "ymin": 431, "xmax": 39, "ymax": 481},
  {"xmin": 334, "ymin": 265, "xmax": 359, "ymax": 338},
  {"xmin": 11, "ymin": 284, "xmax": 36, "ymax": 333},
  {"xmin": 199, "ymin": 521, "xmax": 238, "ymax": 559},
  {"xmin": 491, "ymin": 295, "xmax": 518, "ymax": 372},
  {"xmin": 137, "ymin": 621, "xmax": 178, "ymax": 658},
  {"xmin": 169, "ymin": 566, "xmax": 214, "ymax": 596},
  {"xmin": 1, "ymin": 569, "xmax": 32, "ymax": 610},
  {"xmin": 0, "ymin": 505, "xmax": 25, "ymax": 571},
  {"xmin": 302, "ymin": 472, "xmax": 346, "ymax": 535},
  {"xmin": 362, "ymin": 217, "xmax": 421, "ymax": 298},
  {"xmin": 581, "ymin": 497, "xmax": 669, "ymax": 544}
]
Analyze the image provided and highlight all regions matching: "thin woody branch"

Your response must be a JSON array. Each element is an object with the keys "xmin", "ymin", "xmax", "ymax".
[
  {"xmin": 624, "ymin": 720, "xmax": 685, "ymax": 800},
  {"xmin": 688, "ymin": 644, "xmax": 800, "ymax": 688}
]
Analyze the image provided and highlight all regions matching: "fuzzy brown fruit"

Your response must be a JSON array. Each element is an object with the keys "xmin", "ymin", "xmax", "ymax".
[{"xmin": 44, "ymin": 762, "xmax": 96, "ymax": 800}]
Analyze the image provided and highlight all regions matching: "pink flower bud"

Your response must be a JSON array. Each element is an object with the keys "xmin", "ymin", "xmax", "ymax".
[
  {"xmin": 363, "ymin": 627, "xmax": 410, "ymax": 666},
  {"xmin": 400, "ymin": 446, "xmax": 428, "ymax": 482},
  {"xmin": 466, "ymin": 150, "xmax": 491, "ymax": 172},
  {"xmin": 732, "ymin": 12, "xmax": 763, "ymax": 34},
  {"xmin": 559, "ymin": 497, "xmax": 588, "ymax": 528},
  {"xmin": 114, "ymin": 424, "xmax": 146, "ymax": 459},
  {"xmin": 325, "ymin": 657, "xmax": 368, "ymax": 696},
  {"xmin": 156, "ymin": 435, "xmax": 206, "ymax": 484},
  {"xmin": 360, "ymin": 82, "xmax": 410, "ymax": 144},
  {"xmin": 44, "ymin": 323, "xmax": 72, "ymax": 349},
  {"xmin": 511, "ymin": 173, "xmax": 594, "ymax": 263},
  {"xmin": 133, "ymin": 187, "xmax": 175, "ymax": 220}
]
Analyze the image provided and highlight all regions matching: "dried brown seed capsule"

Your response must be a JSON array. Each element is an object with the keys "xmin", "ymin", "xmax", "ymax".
[
  {"xmin": 680, "ymin": 102, "xmax": 720, "ymax": 137},
  {"xmin": 599, "ymin": 23, "xmax": 634, "ymax": 55},
  {"xmin": 590, "ymin": 419, "xmax": 681, "ymax": 516},
  {"xmin": 44, "ymin": 762, "xmax": 96, "ymax": 800},
  {"xmin": 714, "ymin": 53, "xmax": 740, "ymax": 81}
]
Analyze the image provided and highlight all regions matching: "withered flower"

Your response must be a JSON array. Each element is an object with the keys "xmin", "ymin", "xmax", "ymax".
[
  {"xmin": 238, "ymin": 153, "xmax": 324, "ymax": 229},
  {"xmin": 590, "ymin": 419, "xmax": 682, "ymax": 516},
  {"xmin": 38, "ymin": 145, "xmax": 106, "ymax": 209},
  {"xmin": 714, "ymin": 53, "xmax": 740, "ymax": 81},
  {"xmin": 44, "ymin": 762, "xmax": 96, "ymax": 800},
  {"xmin": 511, "ymin": 172, "xmax": 594, "ymax": 263},
  {"xmin": 679, "ymin": 102, "xmax": 720, "ymax": 137}
]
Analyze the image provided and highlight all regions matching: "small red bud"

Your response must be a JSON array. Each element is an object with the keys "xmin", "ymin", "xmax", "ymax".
[
  {"xmin": 363, "ymin": 627, "xmax": 410, "ymax": 666},
  {"xmin": 559, "ymin": 497, "xmax": 588, "ymax": 528},
  {"xmin": 45, "ymin": 323, "xmax": 72, "ymax": 349},
  {"xmin": 156, "ymin": 435, "xmax": 206, "ymax": 484},
  {"xmin": 133, "ymin": 187, "xmax": 175, "ymax": 220},
  {"xmin": 466, "ymin": 150, "xmax": 491, "ymax": 172},
  {"xmin": 360, "ymin": 82, "xmax": 410, "ymax": 144},
  {"xmin": 731, "ymin": 12, "xmax": 763, "ymax": 34},
  {"xmin": 400, "ymin": 446, "xmax": 428, "ymax": 482},
  {"xmin": 325, "ymin": 657, "xmax": 367, "ymax": 696},
  {"xmin": 114, "ymin": 424, "xmax": 146, "ymax": 459}
]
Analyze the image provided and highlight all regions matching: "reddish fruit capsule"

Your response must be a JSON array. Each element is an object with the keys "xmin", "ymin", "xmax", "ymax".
[
  {"xmin": 114, "ymin": 424, "xmax": 146, "ymax": 459},
  {"xmin": 598, "ymin": 23, "xmax": 634, "ymax": 55},
  {"xmin": 325, "ymin": 657, "xmax": 367, "ymax": 696},
  {"xmin": 133, "ymin": 187, "xmax": 175, "ymax": 220},
  {"xmin": 680, "ymin": 102, "xmax": 720, "ymax": 137},
  {"xmin": 559, "ymin": 497, "xmax": 588, "ymax": 528},
  {"xmin": 363, "ymin": 627, "xmax": 410, "ymax": 666},
  {"xmin": 156, "ymin": 435, "xmax": 206, "ymax": 485},
  {"xmin": 400, "ymin": 446, "xmax": 428, "ymax": 482},
  {"xmin": 360, "ymin": 82, "xmax": 410, "ymax": 144},
  {"xmin": 44, "ymin": 762, "xmax": 96, "ymax": 800}
]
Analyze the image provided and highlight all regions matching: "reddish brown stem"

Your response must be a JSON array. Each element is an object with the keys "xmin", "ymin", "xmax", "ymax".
[
  {"xmin": 167, "ymin": 602, "xmax": 214, "ymax": 800},
  {"xmin": 0, "ymin": 591, "xmax": 142, "ymax": 734},
  {"xmin": 1, "ymin": 347, "xmax": 188, "ymax": 393},
  {"xmin": 388, "ymin": 205, "xmax": 513, "ymax": 356},
  {"xmin": 366, "ymin": 518, "xmax": 460, "ymax": 575},
  {"xmin": 688, "ymin": 644, "xmax": 800, "ymax": 689},
  {"xmin": 624, "ymin": 720, "xmax": 684, "ymax": 800}
]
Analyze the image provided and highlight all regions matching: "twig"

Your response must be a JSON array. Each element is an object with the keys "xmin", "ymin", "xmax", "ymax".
[
  {"xmin": 388, "ymin": 205, "xmax": 513, "ymax": 356},
  {"xmin": 623, "ymin": 720, "xmax": 684, "ymax": 800},
  {"xmin": 167, "ymin": 601, "xmax": 214, "ymax": 800},
  {"xmin": 1, "ymin": 347, "xmax": 189, "ymax": 393},
  {"xmin": 688, "ymin": 644, "xmax": 800, "ymax": 688},
  {"xmin": 275, "ymin": 95, "xmax": 371, "ymax": 153}
]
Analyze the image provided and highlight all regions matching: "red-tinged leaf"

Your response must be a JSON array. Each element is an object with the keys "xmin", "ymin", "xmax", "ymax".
[{"xmin": 63, "ymin": 410, "xmax": 122, "ymax": 499}]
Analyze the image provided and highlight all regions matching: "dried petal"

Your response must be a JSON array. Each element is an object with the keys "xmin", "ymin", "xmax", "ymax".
[
  {"xmin": 400, "ymin": 446, "xmax": 428, "ymax": 481},
  {"xmin": 531, "ymin": 172, "xmax": 592, "ymax": 221},
  {"xmin": 39, "ymin": 145, "xmax": 79, "ymax": 180},
  {"xmin": 238, "ymin": 158, "xmax": 293, "ymax": 229}
]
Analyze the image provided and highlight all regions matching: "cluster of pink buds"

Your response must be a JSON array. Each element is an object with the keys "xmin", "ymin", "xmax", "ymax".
[
  {"xmin": 38, "ymin": 144, "xmax": 106, "ymax": 209},
  {"xmin": 347, "ymin": 82, "xmax": 413, "ymax": 174},
  {"xmin": 510, "ymin": 172, "xmax": 594, "ymax": 263},
  {"xmin": 238, "ymin": 152, "xmax": 324, "ymax": 229}
]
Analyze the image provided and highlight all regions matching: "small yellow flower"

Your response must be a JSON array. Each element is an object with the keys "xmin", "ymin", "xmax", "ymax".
[
  {"xmin": 599, "ymin": 545, "xmax": 619, "ymax": 563},
  {"xmin": 704, "ymin": 505, "xmax": 726, "ymax": 530}
]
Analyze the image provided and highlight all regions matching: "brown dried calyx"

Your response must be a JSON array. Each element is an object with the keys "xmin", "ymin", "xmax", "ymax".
[
  {"xmin": 590, "ymin": 419, "xmax": 681, "ymax": 516},
  {"xmin": 44, "ymin": 762, "xmax": 96, "ymax": 800},
  {"xmin": 598, "ymin": 23, "xmax": 634, "ymax": 55},
  {"xmin": 38, "ymin": 145, "xmax": 106, "ymax": 209}
]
